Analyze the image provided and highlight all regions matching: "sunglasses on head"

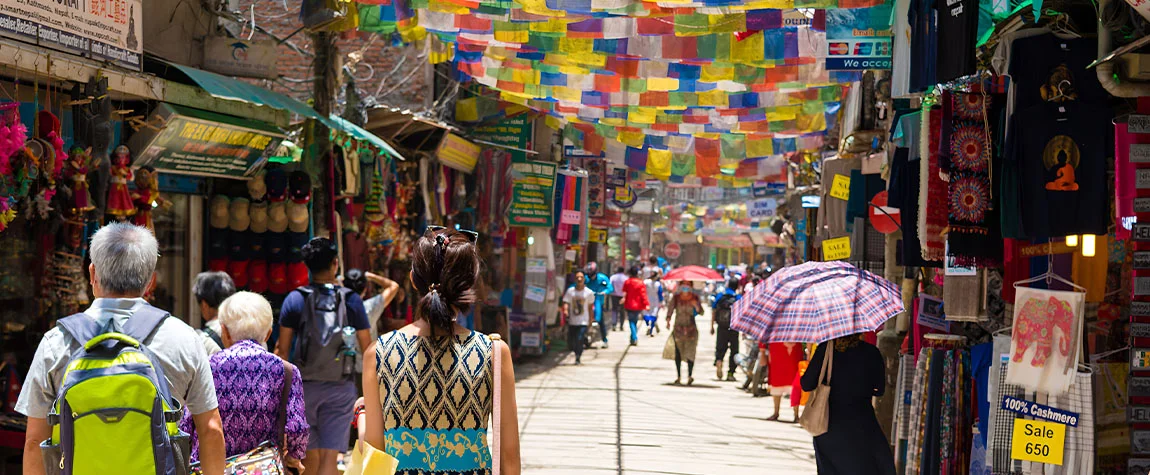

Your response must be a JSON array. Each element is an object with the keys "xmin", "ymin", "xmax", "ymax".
[{"xmin": 426, "ymin": 225, "xmax": 479, "ymax": 243}]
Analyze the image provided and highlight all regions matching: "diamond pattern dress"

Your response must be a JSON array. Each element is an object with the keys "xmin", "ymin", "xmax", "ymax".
[{"xmin": 374, "ymin": 330, "xmax": 495, "ymax": 475}]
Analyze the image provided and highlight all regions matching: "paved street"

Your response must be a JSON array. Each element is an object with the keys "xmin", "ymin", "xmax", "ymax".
[{"xmin": 512, "ymin": 314, "xmax": 817, "ymax": 475}]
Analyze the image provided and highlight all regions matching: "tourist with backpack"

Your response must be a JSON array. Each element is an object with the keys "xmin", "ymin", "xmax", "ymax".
[
  {"xmin": 711, "ymin": 278, "xmax": 741, "ymax": 382},
  {"xmin": 179, "ymin": 291, "xmax": 309, "ymax": 473},
  {"xmin": 16, "ymin": 222, "xmax": 226, "ymax": 475},
  {"xmin": 274, "ymin": 237, "xmax": 371, "ymax": 475},
  {"xmin": 192, "ymin": 271, "xmax": 235, "ymax": 355}
]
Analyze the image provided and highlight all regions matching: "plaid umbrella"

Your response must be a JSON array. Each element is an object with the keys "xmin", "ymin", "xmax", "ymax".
[{"xmin": 731, "ymin": 261, "xmax": 904, "ymax": 343}]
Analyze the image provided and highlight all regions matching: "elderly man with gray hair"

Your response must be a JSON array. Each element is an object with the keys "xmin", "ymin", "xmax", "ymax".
[{"xmin": 15, "ymin": 222, "xmax": 226, "ymax": 475}]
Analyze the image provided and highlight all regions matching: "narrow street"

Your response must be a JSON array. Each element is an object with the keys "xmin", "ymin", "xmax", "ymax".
[{"xmin": 513, "ymin": 312, "xmax": 817, "ymax": 475}]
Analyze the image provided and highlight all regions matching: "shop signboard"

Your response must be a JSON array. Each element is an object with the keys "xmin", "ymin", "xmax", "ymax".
[
  {"xmin": 701, "ymin": 186, "xmax": 724, "ymax": 202},
  {"xmin": 825, "ymin": 4, "xmax": 893, "ymax": 70},
  {"xmin": 1135, "ymin": 430, "xmax": 1150, "ymax": 455},
  {"xmin": 203, "ymin": 37, "xmax": 279, "ymax": 79},
  {"xmin": 1134, "ymin": 348, "xmax": 1150, "ymax": 371},
  {"xmin": 1130, "ymin": 114, "xmax": 1150, "ymax": 134},
  {"xmin": 1138, "ymin": 169, "xmax": 1150, "ymax": 189},
  {"xmin": 1137, "ymin": 198, "xmax": 1150, "ymax": 214},
  {"xmin": 1131, "ymin": 144, "xmax": 1150, "ymax": 163},
  {"xmin": 821, "ymin": 236, "xmax": 851, "ymax": 261},
  {"xmin": 471, "ymin": 115, "xmax": 532, "ymax": 162},
  {"xmin": 1134, "ymin": 223, "xmax": 1150, "ymax": 241},
  {"xmin": 1131, "ymin": 376, "xmax": 1150, "ymax": 397},
  {"xmin": 588, "ymin": 228, "xmax": 607, "ymax": 243},
  {"xmin": 585, "ymin": 158, "xmax": 607, "ymax": 218},
  {"xmin": 0, "ymin": 0, "xmax": 143, "ymax": 70},
  {"xmin": 1136, "ymin": 277, "xmax": 1150, "ymax": 297},
  {"xmin": 747, "ymin": 198, "xmax": 778, "ymax": 219},
  {"xmin": 1132, "ymin": 322, "xmax": 1150, "ymax": 339},
  {"xmin": 128, "ymin": 103, "xmax": 284, "ymax": 179},
  {"xmin": 1136, "ymin": 251, "xmax": 1150, "ymax": 270},
  {"xmin": 1131, "ymin": 405, "xmax": 1150, "ymax": 424},
  {"xmin": 508, "ymin": 160, "xmax": 557, "ymax": 227}
]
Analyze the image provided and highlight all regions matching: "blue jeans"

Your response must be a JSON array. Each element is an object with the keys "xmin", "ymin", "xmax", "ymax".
[
  {"xmin": 626, "ymin": 310, "xmax": 641, "ymax": 343},
  {"xmin": 567, "ymin": 324, "xmax": 587, "ymax": 361}
]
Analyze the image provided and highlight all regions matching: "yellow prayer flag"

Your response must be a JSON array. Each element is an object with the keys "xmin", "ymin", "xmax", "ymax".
[
  {"xmin": 746, "ymin": 136, "xmax": 774, "ymax": 157},
  {"xmin": 494, "ymin": 28, "xmax": 529, "ymax": 44},
  {"xmin": 553, "ymin": 86, "xmax": 583, "ymax": 103},
  {"xmin": 545, "ymin": 116, "xmax": 563, "ymax": 131},
  {"xmin": 730, "ymin": 32, "xmax": 764, "ymax": 64},
  {"xmin": 559, "ymin": 37, "xmax": 593, "ymax": 55},
  {"xmin": 629, "ymin": 108, "xmax": 657, "ymax": 125},
  {"xmin": 647, "ymin": 77, "xmax": 679, "ymax": 91},
  {"xmin": 454, "ymin": 97, "xmax": 479, "ymax": 123},
  {"xmin": 530, "ymin": 18, "xmax": 569, "ymax": 34},
  {"xmin": 647, "ymin": 148, "xmax": 672, "ymax": 179},
  {"xmin": 500, "ymin": 91, "xmax": 531, "ymax": 106},
  {"xmin": 698, "ymin": 90, "xmax": 729, "ymax": 107},
  {"xmin": 701, "ymin": 65, "xmax": 735, "ymax": 82},
  {"xmin": 617, "ymin": 130, "xmax": 646, "ymax": 147}
]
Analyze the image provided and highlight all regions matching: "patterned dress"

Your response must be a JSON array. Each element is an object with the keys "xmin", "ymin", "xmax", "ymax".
[{"xmin": 375, "ymin": 330, "xmax": 495, "ymax": 475}]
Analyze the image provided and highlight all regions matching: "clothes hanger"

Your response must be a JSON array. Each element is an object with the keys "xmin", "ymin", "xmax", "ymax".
[
  {"xmin": 1012, "ymin": 249, "xmax": 1086, "ymax": 292},
  {"xmin": 1088, "ymin": 345, "xmax": 1131, "ymax": 362}
]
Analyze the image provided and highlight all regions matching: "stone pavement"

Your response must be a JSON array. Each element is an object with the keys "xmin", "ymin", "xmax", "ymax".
[{"xmin": 512, "ymin": 316, "xmax": 817, "ymax": 475}]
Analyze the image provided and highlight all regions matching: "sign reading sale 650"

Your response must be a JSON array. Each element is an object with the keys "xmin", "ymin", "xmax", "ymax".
[{"xmin": 1010, "ymin": 419, "xmax": 1065, "ymax": 465}]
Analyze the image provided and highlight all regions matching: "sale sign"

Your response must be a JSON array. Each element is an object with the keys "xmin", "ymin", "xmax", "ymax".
[{"xmin": 1010, "ymin": 419, "xmax": 1066, "ymax": 465}]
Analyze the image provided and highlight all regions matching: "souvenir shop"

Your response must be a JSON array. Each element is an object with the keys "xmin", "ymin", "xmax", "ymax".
[{"xmin": 804, "ymin": 1, "xmax": 1144, "ymax": 472}]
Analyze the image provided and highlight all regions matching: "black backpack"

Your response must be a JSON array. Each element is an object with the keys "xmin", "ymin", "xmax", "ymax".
[
  {"xmin": 713, "ymin": 293, "xmax": 738, "ymax": 329},
  {"xmin": 292, "ymin": 285, "xmax": 357, "ymax": 382}
]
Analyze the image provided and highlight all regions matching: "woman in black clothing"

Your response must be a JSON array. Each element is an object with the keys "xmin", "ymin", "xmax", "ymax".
[{"xmin": 800, "ymin": 334, "xmax": 896, "ymax": 475}]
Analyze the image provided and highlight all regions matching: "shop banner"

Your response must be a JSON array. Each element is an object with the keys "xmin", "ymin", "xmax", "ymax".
[
  {"xmin": 588, "ymin": 228, "xmax": 607, "ymax": 243},
  {"xmin": 586, "ymin": 158, "xmax": 606, "ymax": 218},
  {"xmin": 0, "ymin": 0, "xmax": 143, "ymax": 70},
  {"xmin": 747, "ymin": 198, "xmax": 777, "ymax": 219},
  {"xmin": 203, "ymin": 37, "xmax": 278, "ymax": 79},
  {"xmin": 1001, "ymin": 396, "xmax": 1080, "ymax": 426},
  {"xmin": 128, "ymin": 103, "xmax": 284, "ymax": 179},
  {"xmin": 509, "ymin": 160, "xmax": 557, "ymax": 227},
  {"xmin": 825, "ymin": 3, "xmax": 893, "ymax": 70},
  {"xmin": 471, "ymin": 114, "xmax": 532, "ymax": 162},
  {"xmin": 437, "ymin": 133, "xmax": 481, "ymax": 173}
]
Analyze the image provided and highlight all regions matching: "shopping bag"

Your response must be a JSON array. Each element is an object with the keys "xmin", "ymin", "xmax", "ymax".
[
  {"xmin": 798, "ymin": 344, "xmax": 833, "ymax": 437},
  {"xmin": 344, "ymin": 440, "xmax": 399, "ymax": 475},
  {"xmin": 661, "ymin": 333, "xmax": 676, "ymax": 360}
]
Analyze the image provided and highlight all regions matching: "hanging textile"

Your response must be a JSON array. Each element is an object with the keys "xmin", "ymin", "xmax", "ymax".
[
  {"xmin": 944, "ymin": 269, "xmax": 987, "ymax": 321},
  {"xmin": 906, "ymin": 348, "xmax": 930, "ymax": 475},
  {"xmin": 941, "ymin": 91, "xmax": 1004, "ymax": 266},
  {"xmin": 1005, "ymin": 287, "xmax": 1084, "ymax": 394},
  {"xmin": 553, "ymin": 169, "xmax": 588, "ymax": 246},
  {"xmin": 1048, "ymin": 371, "xmax": 1094, "ymax": 475},
  {"xmin": 892, "ymin": 354, "xmax": 916, "ymax": 473},
  {"xmin": 919, "ymin": 106, "xmax": 947, "ymax": 260},
  {"xmin": 986, "ymin": 336, "xmax": 1024, "ymax": 475}
]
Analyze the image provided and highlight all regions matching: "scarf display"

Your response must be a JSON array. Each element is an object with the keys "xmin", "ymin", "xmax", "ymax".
[
  {"xmin": 477, "ymin": 148, "xmax": 512, "ymax": 236},
  {"xmin": 553, "ymin": 169, "xmax": 588, "ymax": 246},
  {"xmin": 905, "ymin": 347, "xmax": 973, "ymax": 475},
  {"xmin": 919, "ymin": 107, "xmax": 947, "ymax": 261},
  {"xmin": 1047, "ymin": 372, "xmax": 1094, "ymax": 475},
  {"xmin": 892, "ymin": 354, "xmax": 916, "ymax": 472},
  {"xmin": 942, "ymin": 91, "xmax": 1004, "ymax": 266},
  {"xmin": 1005, "ymin": 287, "xmax": 1084, "ymax": 394},
  {"xmin": 943, "ymin": 269, "xmax": 987, "ymax": 321}
]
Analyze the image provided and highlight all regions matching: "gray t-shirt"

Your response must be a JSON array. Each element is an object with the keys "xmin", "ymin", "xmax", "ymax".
[{"xmin": 15, "ymin": 298, "xmax": 219, "ymax": 418}]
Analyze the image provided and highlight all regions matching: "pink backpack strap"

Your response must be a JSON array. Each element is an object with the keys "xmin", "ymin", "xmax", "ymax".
[{"xmin": 491, "ymin": 334, "xmax": 503, "ymax": 475}]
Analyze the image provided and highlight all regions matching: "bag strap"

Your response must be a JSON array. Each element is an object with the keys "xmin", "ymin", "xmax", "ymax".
[
  {"xmin": 122, "ymin": 305, "xmax": 170, "ymax": 343},
  {"xmin": 275, "ymin": 359, "xmax": 295, "ymax": 450},
  {"xmin": 491, "ymin": 334, "xmax": 503, "ymax": 475},
  {"xmin": 202, "ymin": 327, "xmax": 224, "ymax": 350},
  {"xmin": 57, "ymin": 313, "xmax": 102, "ymax": 346},
  {"xmin": 817, "ymin": 342, "xmax": 834, "ymax": 385}
]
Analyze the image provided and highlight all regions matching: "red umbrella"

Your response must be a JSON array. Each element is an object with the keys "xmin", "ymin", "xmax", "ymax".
[{"xmin": 661, "ymin": 265, "xmax": 724, "ymax": 282}]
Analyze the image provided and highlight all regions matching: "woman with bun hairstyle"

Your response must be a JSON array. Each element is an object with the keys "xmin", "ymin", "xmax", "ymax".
[{"xmin": 361, "ymin": 226, "xmax": 521, "ymax": 475}]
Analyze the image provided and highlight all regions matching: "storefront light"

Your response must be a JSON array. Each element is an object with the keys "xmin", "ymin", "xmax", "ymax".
[
  {"xmin": 697, "ymin": 234, "xmax": 703, "ymax": 244},
  {"xmin": 1065, "ymin": 235, "xmax": 1078, "ymax": 247},
  {"xmin": 1082, "ymin": 234, "xmax": 1096, "ymax": 257},
  {"xmin": 527, "ymin": 236, "xmax": 535, "ymax": 246}
]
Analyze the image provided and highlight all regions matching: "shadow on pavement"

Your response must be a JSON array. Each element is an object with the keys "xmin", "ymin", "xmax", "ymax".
[{"xmin": 512, "ymin": 349, "xmax": 568, "ymax": 382}]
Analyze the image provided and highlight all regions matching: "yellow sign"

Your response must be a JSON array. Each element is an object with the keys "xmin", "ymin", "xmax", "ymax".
[
  {"xmin": 436, "ymin": 133, "xmax": 481, "ymax": 173},
  {"xmin": 1010, "ymin": 419, "xmax": 1065, "ymax": 465},
  {"xmin": 589, "ymin": 228, "xmax": 607, "ymax": 243},
  {"xmin": 822, "ymin": 236, "xmax": 851, "ymax": 261},
  {"xmin": 615, "ymin": 186, "xmax": 631, "ymax": 202},
  {"xmin": 829, "ymin": 174, "xmax": 851, "ymax": 200}
]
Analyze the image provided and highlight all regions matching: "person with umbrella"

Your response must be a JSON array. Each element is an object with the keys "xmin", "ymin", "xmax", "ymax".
[
  {"xmin": 665, "ymin": 281, "xmax": 704, "ymax": 385},
  {"xmin": 731, "ymin": 261, "xmax": 899, "ymax": 475}
]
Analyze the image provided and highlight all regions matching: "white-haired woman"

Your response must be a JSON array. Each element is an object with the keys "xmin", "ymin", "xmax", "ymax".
[{"xmin": 179, "ymin": 291, "xmax": 309, "ymax": 471}]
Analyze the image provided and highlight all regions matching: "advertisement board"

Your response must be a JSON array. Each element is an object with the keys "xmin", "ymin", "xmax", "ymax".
[
  {"xmin": 509, "ymin": 160, "xmax": 557, "ymax": 227},
  {"xmin": 825, "ymin": 3, "xmax": 893, "ymax": 70},
  {"xmin": 0, "ymin": 0, "xmax": 143, "ymax": 70},
  {"xmin": 203, "ymin": 37, "xmax": 279, "ymax": 79},
  {"xmin": 127, "ymin": 103, "xmax": 285, "ymax": 179}
]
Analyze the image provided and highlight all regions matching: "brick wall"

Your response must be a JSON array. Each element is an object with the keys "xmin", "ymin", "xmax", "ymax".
[{"xmin": 234, "ymin": 1, "xmax": 428, "ymax": 111}]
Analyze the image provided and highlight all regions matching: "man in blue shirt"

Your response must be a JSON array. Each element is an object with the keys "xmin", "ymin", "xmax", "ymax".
[{"xmin": 583, "ymin": 262, "xmax": 613, "ymax": 348}]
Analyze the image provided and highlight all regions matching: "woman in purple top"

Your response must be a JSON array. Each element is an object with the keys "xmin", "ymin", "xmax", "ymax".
[{"xmin": 179, "ymin": 291, "xmax": 309, "ymax": 471}]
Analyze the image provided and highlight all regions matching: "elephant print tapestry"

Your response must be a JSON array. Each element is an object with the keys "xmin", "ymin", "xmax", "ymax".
[{"xmin": 1005, "ymin": 287, "xmax": 1084, "ymax": 394}]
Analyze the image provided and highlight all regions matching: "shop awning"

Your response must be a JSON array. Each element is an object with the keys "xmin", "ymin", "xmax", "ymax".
[{"xmin": 167, "ymin": 63, "xmax": 405, "ymax": 160}]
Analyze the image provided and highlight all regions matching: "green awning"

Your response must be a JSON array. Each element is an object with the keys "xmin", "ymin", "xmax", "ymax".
[{"xmin": 168, "ymin": 62, "xmax": 404, "ymax": 160}]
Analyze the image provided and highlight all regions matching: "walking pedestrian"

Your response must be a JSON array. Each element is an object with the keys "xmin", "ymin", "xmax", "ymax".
[
  {"xmin": 609, "ymin": 266, "xmax": 627, "ymax": 331},
  {"xmin": 583, "ymin": 262, "xmax": 613, "ymax": 347},
  {"xmin": 17, "ymin": 222, "xmax": 226, "ymax": 475},
  {"xmin": 765, "ymin": 343, "xmax": 805, "ymax": 422},
  {"xmin": 562, "ymin": 271, "xmax": 595, "ymax": 365},
  {"xmin": 621, "ymin": 266, "xmax": 648, "ymax": 346},
  {"xmin": 341, "ymin": 268, "xmax": 401, "ymax": 359},
  {"xmin": 800, "ymin": 334, "xmax": 895, "ymax": 475},
  {"xmin": 361, "ymin": 226, "xmax": 521, "ymax": 474},
  {"xmin": 179, "ymin": 291, "xmax": 309, "ymax": 472},
  {"xmin": 193, "ymin": 271, "xmax": 235, "ymax": 354},
  {"xmin": 711, "ymin": 278, "xmax": 740, "ymax": 381},
  {"xmin": 642, "ymin": 270, "xmax": 663, "ymax": 337},
  {"xmin": 665, "ymin": 283, "xmax": 703, "ymax": 385},
  {"xmin": 274, "ymin": 237, "xmax": 372, "ymax": 475}
]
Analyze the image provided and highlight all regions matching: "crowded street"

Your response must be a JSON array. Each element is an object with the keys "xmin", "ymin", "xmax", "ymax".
[{"xmin": 515, "ymin": 314, "xmax": 816, "ymax": 475}]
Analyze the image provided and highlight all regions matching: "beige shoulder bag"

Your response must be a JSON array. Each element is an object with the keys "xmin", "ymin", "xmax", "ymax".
[
  {"xmin": 491, "ymin": 334, "xmax": 504, "ymax": 475},
  {"xmin": 799, "ymin": 344, "xmax": 833, "ymax": 437}
]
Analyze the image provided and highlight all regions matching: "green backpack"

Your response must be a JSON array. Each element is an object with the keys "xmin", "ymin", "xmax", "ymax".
[{"xmin": 41, "ymin": 306, "xmax": 191, "ymax": 475}]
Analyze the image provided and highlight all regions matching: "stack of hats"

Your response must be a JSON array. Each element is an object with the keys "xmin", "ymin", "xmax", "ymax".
[
  {"xmin": 247, "ymin": 172, "xmax": 269, "ymax": 294},
  {"xmin": 208, "ymin": 196, "xmax": 231, "ymax": 272},
  {"xmin": 286, "ymin": 171, "xmax": 312, "ymax": 289}
]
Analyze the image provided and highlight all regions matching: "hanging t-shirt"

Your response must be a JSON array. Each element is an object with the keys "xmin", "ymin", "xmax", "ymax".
[
  {"xmin": 1007, "ymin": 101, "xmax": 1111, "ymax": 238},
  {"xmin": 909, "ymin": 0, "xmax": 938, "ymax": 91},
  {"xmin": 891, "ymin": 0, "xmax": 914, "ymax": 97},
  {"xmin": 1008, "ymin": 35, "xmax": 1107, "ymax": 115},
  {"xmin": 935, "ymin": 0, "xmax": 979, "ymax": 82}
]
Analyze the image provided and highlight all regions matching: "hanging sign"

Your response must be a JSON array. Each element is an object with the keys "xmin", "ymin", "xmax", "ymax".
[
  {"xmin": 436, "ymin": 133, "xmax": 482, "ymax": 173},
  {"xmin": 917, "ymin": 295, "xmax": 949, "ymax": 332},
  {"xmin": 1138, "ymin": 170, "xmax": 1150, "ymax": 189},
  {"xmin": 1134, "ymin": 430, "xmax": 1150, "ymax": 455},
  {"xmin": 829, "ymin": 174, "xmax": 851, "ymax": 200},
  {"xmin": 612, "ymin": 186, "xmax": 637, "ymax": 208},
  {"xmin": 586, "ymin": 158, "xmax": 606, "ymax": 218},
  {"xmin": 0, "ymin": 0, "xmax": 143, "ymax": 70},
  {"xmin": 1133, "ymin": 301, "xmax": 1150, "ymax": 318},
  {"xmin": 1131, "ymin": 115, "xmax": 1150, "ymax": 134},
  {"xmin": 470, "ymin": 115, "xmax": 532, "ymax": 162},
  {"xmin": 1001, "ymin": 396, "xmax": 1080, "ymax": 426},
  {"xmin": 1132, "ymin": 322, "xmax": 1150, "ymax": 338},
  {"xmin": 1010, "ymin": 419, "xmax": 1066, "ymax": 465},
  {"xmin": 701, "ymin": 186, "xmax": 724, "ymax": 202},
  {"xmin": 1134, "ymin": 223, "xmax": 1150, "ymax": 241},
  {"xmin": 664, "ymin": 242, "xmax": 682, "ymax": 259},
  {"xmin": 203, "ymin": 37, "xmax": 279, "ymax": 79},
  {"xmin": 588, "ymin": 228, "xmax": 607, "ymax": 243},
  {"xmin": 1135, "ymin": 251, "xmax": 1150, "ymax": 270},
  {"xmin": 127, "ymin": 103, "xmax": 284, "ymax": 179},
  {"xmin": 1131, "ymin": 376, "xmax": 1150, "ymax": 397},
  {"xmin": 1131, "ymin": 405, "xmax": 1150, "ymax": 424},
  {"xmin": 1135, "ymin": 277, "xmax": 1150, "ymax": 297},
  {"xmin": 560, "ymin": 209, "xmax": 582, "ymax": 225},
  {"xmin": 1136, "ymin": 198, "xmax": 1150, "ymax": 214},
  {"xmin": 1131, "ymin": 144, "xmax": 1150, "ymax": 163},
  {"xmin": 748, "ymin": 198, "xmax": 778, "ymax": 219},
  {"xmin": 508, "ymin": 160, "xmax": 557, "ymax": 227},
  {"xmin": 825, "ymin": 4, "xmax": 894, "ymax": 70},
  {"xmin": 1133, "ymin": 348, "xmax": 1150, "ymax": 371},
  {"xmin": 821, "ymin": 236, "xmax": 851, "ymax": 261}
]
